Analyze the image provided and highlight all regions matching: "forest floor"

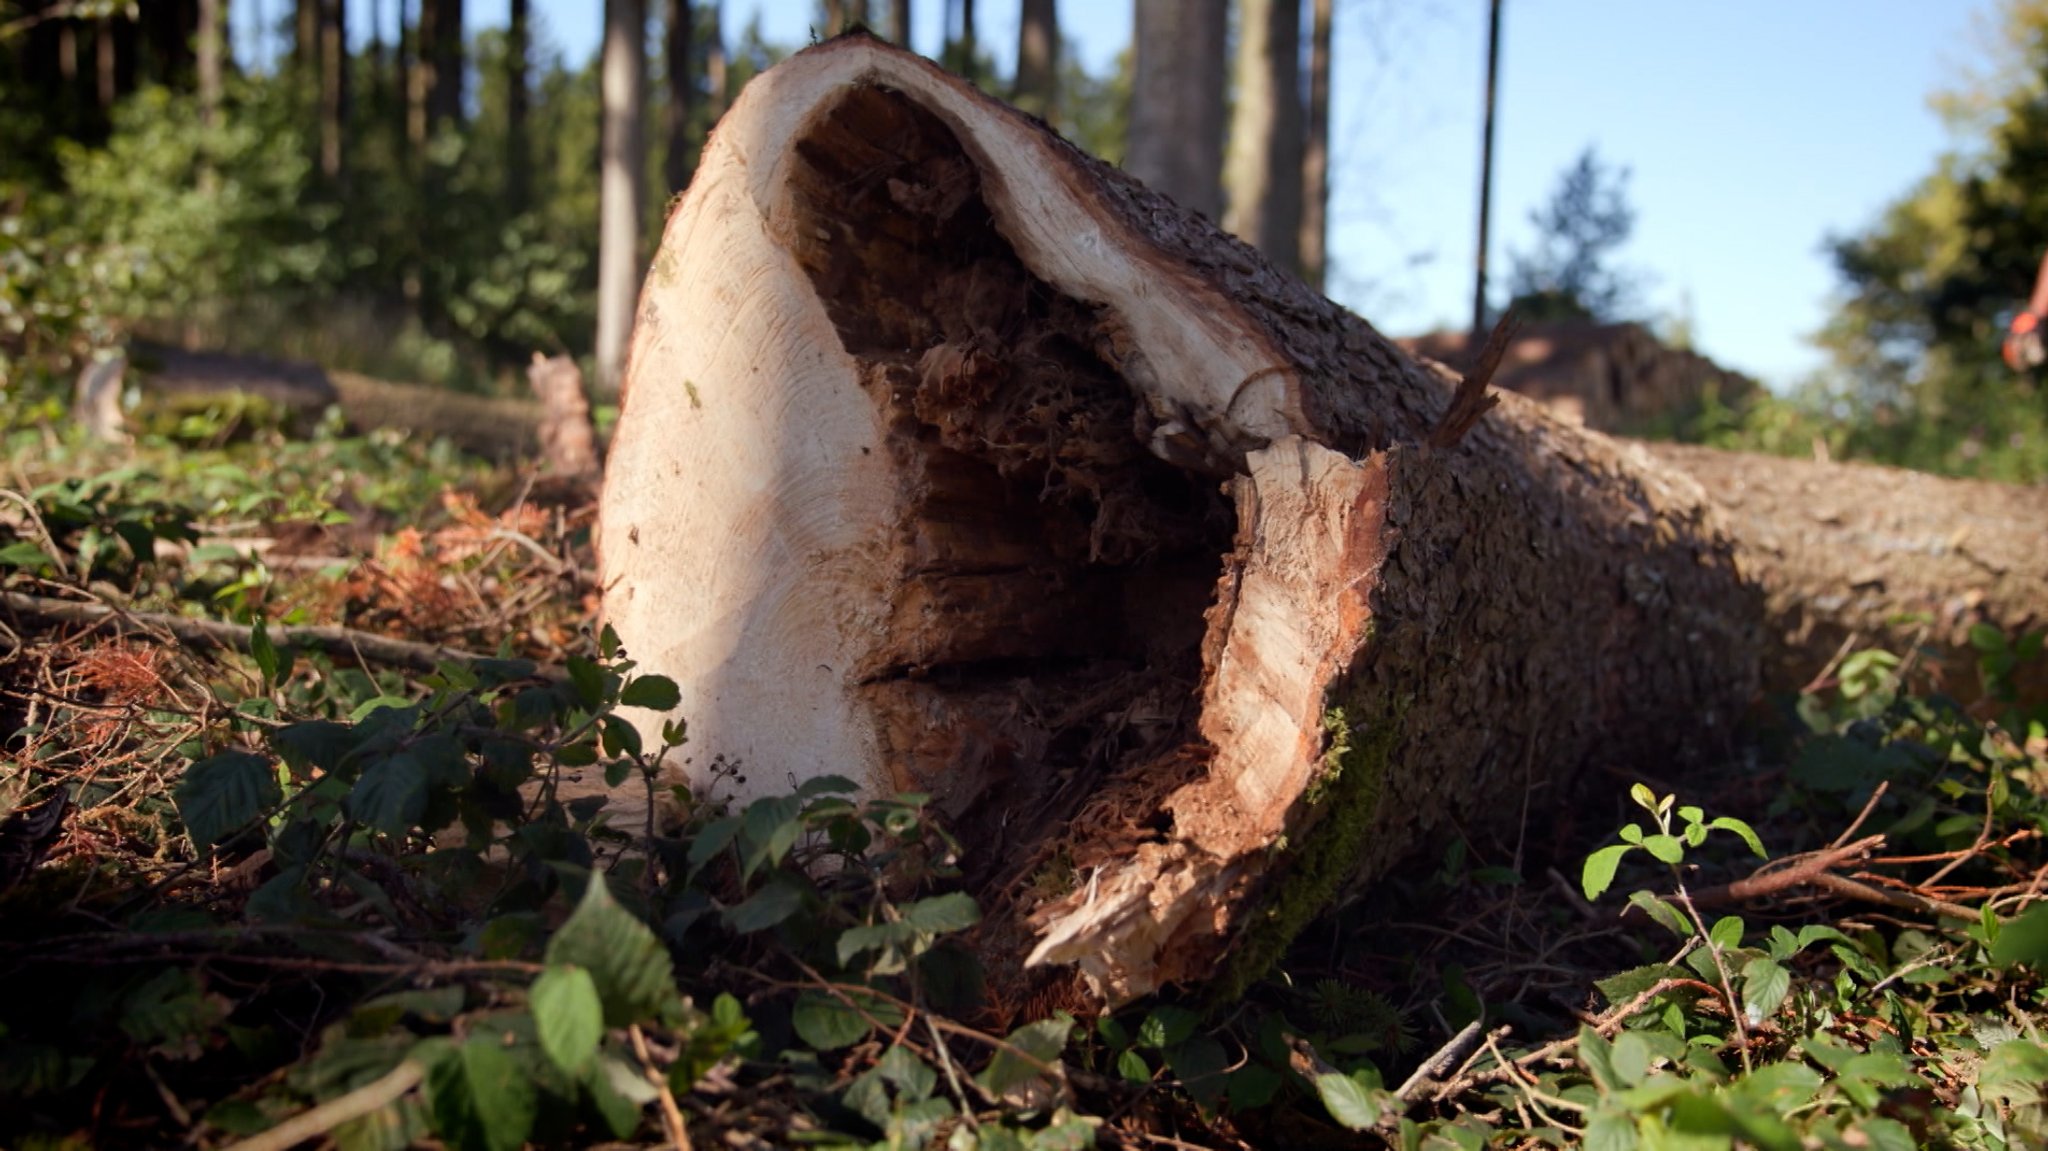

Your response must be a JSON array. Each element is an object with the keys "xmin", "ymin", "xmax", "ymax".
[{"xmin": 2, "ymin": 401, "xmax": 2047, "ymax": 1150}]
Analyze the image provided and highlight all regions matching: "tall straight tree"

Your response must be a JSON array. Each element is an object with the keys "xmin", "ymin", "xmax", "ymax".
[
  {"xmin": 1126, "ymin": 0, "xmax": 1225, "ymax": 220},
  {"xmin": 508, "ymin": 0, "xmax": 530, "ymax": 211},
  {"xmin": 597, "ymin": 0, "xmax": 648, "ymax": 395},
  {"xmin": 421, "ymin": 0, "xmax": 463, "ymax": 132},
  {"xmin": 401, "ymin": 0, "xmax": 423, "ymax": 147},
  {"xmin": 197, "ymin": 0, "xmax": 224, "ymax": 128},
  {"xmin": 705, "ymin": 0, "xmax": 727, "ymax": 119},
  {"xmin": 1013, "ymin": 0, "xmax": 1057, "ymax": 121},
  {"xmin": 1300, "ymin": 0, "xmax": 1333, "ymax": 290},
  {"xmin": 1225, "ymin": 0, "xmax": 1304, "ymax": 277},
  {"xmin": 318, "ymin": 0, "xmax": 347, "ymax": 179},
  {"xmin": 295, "ymin": 0, "xmax": 317, "ymax": 69},
  {"xmin": 663, "ymin": 0, "xmax": 692, "ymax": 191},
  {"xmin": 889, "ymin": 0, "xmax": 911, "ymax": 44}
]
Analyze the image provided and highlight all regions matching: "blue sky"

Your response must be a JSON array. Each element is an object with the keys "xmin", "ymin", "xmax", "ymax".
[{"xmin": 237, "ymin": 1, "xmax": 1997, "ymax": 388}]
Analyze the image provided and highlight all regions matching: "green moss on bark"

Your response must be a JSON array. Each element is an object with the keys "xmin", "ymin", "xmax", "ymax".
[{"xmin": 1210, "ymin": 692, "xmax": 1407, "ymax": 1003}]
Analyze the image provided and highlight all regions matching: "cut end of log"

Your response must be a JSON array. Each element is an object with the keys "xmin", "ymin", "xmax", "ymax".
[
  {"xmin": 600, "ymin": 38, "xmax": 1766, "ymax": 1005},
  {"xmin": 599, "ymin": 39, "xmax": 1376, "ymax": 1000}
]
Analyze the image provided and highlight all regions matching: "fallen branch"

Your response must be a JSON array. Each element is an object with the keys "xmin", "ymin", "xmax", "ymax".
[
  {"xmin": 1396, "ymin": 1019, "xmax": 1485, "ymax": 1100},
  {"xmin": 222, "ymin": 1059, "xmax": 424, "ymax": 1151},
  {"xmin": 0, "ymin": 590, "xmax": 566, "ymax": 682}
]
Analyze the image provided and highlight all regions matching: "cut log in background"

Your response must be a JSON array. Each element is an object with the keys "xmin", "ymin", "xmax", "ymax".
[
  {"xmin": 1399, "ymin": 321, "xmax": 1758, "ymax": 434},
  {"xmin": 599, "ymin": 34, "xmax": 1777, "ymax": 1004},
  {"xmin": 1645, "ymin": 444, "xmax": 2048, "ymax": 705}
]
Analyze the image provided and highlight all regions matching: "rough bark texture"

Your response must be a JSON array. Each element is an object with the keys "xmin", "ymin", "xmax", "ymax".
[
  {"xmin": 600, "ymin": 37, "xmax": 1766, "ymax": 1003},
  {"xmin": 596, "ymin": 0, "xmax": 647, "ymax": 396},
  {"xmin": 1127, "ymin": 0, "xmax": 1225, "ymax": 221},
  {"xmin": 1224, "ymin": 0, "xmax": 1304, "ymax": 277},
  {"xmin": 1649, "ymin": 444, "xmax": 2048, "ymax": 704},
  {"xmin": 1400, "ymin": 321, "xmax": 1757, "ymax": 433}
]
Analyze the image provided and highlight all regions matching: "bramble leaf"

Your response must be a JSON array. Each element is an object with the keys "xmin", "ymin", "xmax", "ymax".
[
  {"xmin": 544, "ymin": 876, "xmax": 673, "ymax": 1025},
  {"xmin": 1582, "ymin": 844, "xmax": 1632, "ymax": 901},
  {"xmin": 531, "ymin": 966, "xmax": 603, "ymax": 1075},
  {"xmin": 174, "ymin": 750, "xmax": 281, "ymax": 851}
]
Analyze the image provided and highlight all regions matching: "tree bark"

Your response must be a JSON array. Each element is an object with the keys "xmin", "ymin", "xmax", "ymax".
[
  {"xmin": 295, "ymin": 0, "xmax": 318, "ymax": 70},
  {"xmin": 319, "ymin": 0, "xmax": 348, "ymax": 180},
  {"xmin": 705, "ymin": 2, "xmax": 727, "ymax": 126},
  {"xmin": 96, "ymin": 16, "xmax": 118, "ymax": 109},
  {"xmin": 419, "ymin": 0, "xmax": 463, "ymax": 133},
  {"xmin": 1013, "ymin": 0, "xmax": 1057, "ymax": 122},
  {"xmin": 197, "ymin": 0, "xmax": 224, "ymax": 129},
  {"xmin": 507, "ymin": 0, "xmax": 530, "ymax": 212},
  {"xmin": 596, "ymin": 0, "xmax": 647, "ymax": 396},
  {"xmin": 1646, "ymin": 444, "xmax": 2048, "ymax": 705},
  {"xmin": 1300, "ymin": 0, "xmax": 1333, "ymax": 291},
  {"xmin": 1225, "ymin": 0, "xmax": 1305, "ymax": 278},
  {"xmin": 599, "ymin": 39, "xmax": 1769, "ymax": 1003},
  {"xmin": 889, "ymin": 0, "xmax": 911, "ymax": 45},
  {"xmin": 662, "ymin": 0, "xmax": 693, "ymax": 193},
  {"xmin": 401, "ymin": 0, "xmax": 424, "ymax": 147},
  {"xmin": 1126, "ymin": 0, "xmax": 1225, "ymax": 221}
]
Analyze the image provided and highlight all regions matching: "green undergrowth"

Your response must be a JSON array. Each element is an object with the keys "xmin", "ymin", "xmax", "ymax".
[{"xmin": 4, "ymin": 449, "xmax": 2048, "ymax": 1149}]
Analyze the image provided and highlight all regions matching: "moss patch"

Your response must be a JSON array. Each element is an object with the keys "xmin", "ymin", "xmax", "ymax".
[{"xmin": 1209, "ymin": 692, "xmax": 1407, "ymax": 1005}]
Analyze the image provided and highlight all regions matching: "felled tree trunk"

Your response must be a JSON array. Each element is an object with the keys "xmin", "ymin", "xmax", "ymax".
[
  {"xmin": 126, "ymin": 346, "xmax": 550, "ymax": 460},
  {"xmin": 1649, "ymin": 444, "xmax": 2048, "ymax": 705},
  {"xmin": 599, "ymin": 35, "xmax": 1764, "ymax": 1003}
]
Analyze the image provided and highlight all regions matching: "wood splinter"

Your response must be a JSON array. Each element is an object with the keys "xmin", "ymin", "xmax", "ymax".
[{"xmin": 1427, "ymin": 310, "xmax": 1516, "ymax": 449}]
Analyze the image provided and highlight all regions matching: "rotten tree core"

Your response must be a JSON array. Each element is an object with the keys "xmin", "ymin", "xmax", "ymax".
[{"xmin": 779, "ymin": 84, "xmax": 1237, "ymax": 899}]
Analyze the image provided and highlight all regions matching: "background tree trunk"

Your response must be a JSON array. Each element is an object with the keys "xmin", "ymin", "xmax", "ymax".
[
  {"xmin": 1126, "ymin": 0, "xmax": 1225, "ymax": 220},
  {"xmin": 507, "ymin": 0, "xmax": 530, "ymax": 211},
  {"xmin": 704, "ymin": 0, "xmax": 727, "ymax": 120},
  {"xmin": 420, "ymin": 0, "xmax": 463, "ymax": 133},
  {"xmin": 599, "ymin": 39, "xmax": 1767, "ymax": 1004},
  {"xmin": 1300, "ymin": 0, "xmax": 1333, "ymax": 291},
  {"xmin": 889, "ymin": 0, "xmax": 912, "ymax": 45},
  {"xmin": 1225, "ymin": 0, "xmax": 1305, "ymax": 277},
  {"xmin": 663, "ymin": 0, "xmax": 693, "ymax": 192},
  {"xmin": 197, "ymin": 0, "xmax": 224, "ymax": 129},
  {"xmin": 1013, "ymin": 0, "xmax": 1057, "ymax": 122},
  {"xmin": 596, "ymin": 0, "xmax": 647, "ymax": 396},
  {"xmin": 295, "ymin": 0, "xmax": 317, "ymax": 71},
  {"xmin": 96, "ymin": 16, "xmax": 119, "ymax": 109},
  {"xmin": 823, "ymin": 0, "xmax": 846, "ymax": 37},
  {"xmin": 318, "ymin": 0, "xmax": 347, "ymax": 180}
]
